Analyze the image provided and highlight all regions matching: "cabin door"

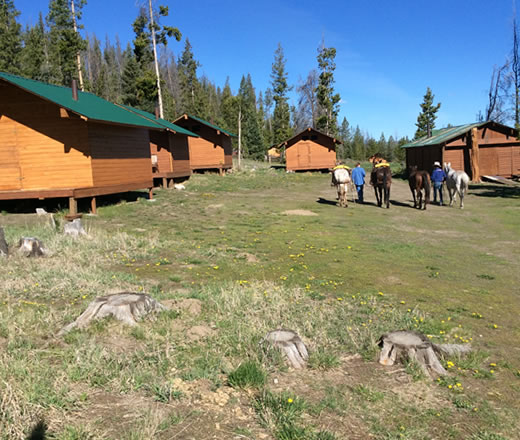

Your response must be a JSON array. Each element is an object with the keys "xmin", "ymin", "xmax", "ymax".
[
  {"xmin": 298, "ymin": 143, "xmax": 311, "ymax": 168},
  {"xmin": 0, "ymin": 116, "xmax": 22, "ymax": 190}
]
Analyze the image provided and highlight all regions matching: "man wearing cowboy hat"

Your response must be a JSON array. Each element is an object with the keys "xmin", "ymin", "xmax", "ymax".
[{"xmin": 431, "ymin": 161, "xmax": 446, "ymax": 205}]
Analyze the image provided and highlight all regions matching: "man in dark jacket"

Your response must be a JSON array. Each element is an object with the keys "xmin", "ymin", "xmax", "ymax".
[{"xmin": 431, "ymin": 161, "xmax": 446, "ymax": 205}]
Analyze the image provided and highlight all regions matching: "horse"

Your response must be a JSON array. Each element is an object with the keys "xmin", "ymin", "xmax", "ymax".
[
  {"xmin": 443, "ymin": 162, "xmax": 470, "ymax": 209},
  {"xmin": 370, "ymin": 163, "xmax": 392, "ymax": 208},
  {"xmin": 368, "ymin": 153, "xmax": 389, "ymax": 166},
  {"xmin": 332, "ymin": 167, "xmax": 351, "ymax": 208},
  {"xmin": 408, "ymin": 166, "xmax": 431, "ymax": 210}
]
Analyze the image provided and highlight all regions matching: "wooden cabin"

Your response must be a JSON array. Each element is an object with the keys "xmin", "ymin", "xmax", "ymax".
[
  {"xmin": 402, "ymin": 122, "xmax": 520, "ymax": 180},
  {"xmin": 173, "ymin": 114, "xmax": 234, "ymax": 173},
  {"xmin": 0, "ymin": 72, "xmax": 164, "ymax": 214},
  {"xmin": 119, "ymin": 105, "xmax": 197, "ymax": 188},
  {"xmin": 282, "ymin": 127, "xmax": 340, "ymax": 171}
]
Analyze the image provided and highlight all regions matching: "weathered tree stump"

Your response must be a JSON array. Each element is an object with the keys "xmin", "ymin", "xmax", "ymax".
[
  {"xmin": 63, "ymin": 218, "xmax": 87, "ymax": 237},
  {"xmin": 0, "ymin": 228, "xmax": 8, "ymax": 257},
  {"xmin": 17, "ymin": 237, "xmax": 47, "ymax": 257},
  {"xmin": 377, "ymin": 330, "xmax": 471, "ymax": 377},
  {"xmin": 58, "ymin": 292, "xmax": 166, "ymax": 336},
  {"xmin": 261, "ymin": 329, "xmax": 309, "ymax": 369}
]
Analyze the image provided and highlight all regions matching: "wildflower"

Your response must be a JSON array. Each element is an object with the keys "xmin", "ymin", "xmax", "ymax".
[
  {"xmin": 400, "ymin": 301, "xmax": 405, "ymax": 304},
  {"xmin": 213, "ymin": 266, "xmax": 219, "ymax": 270},
  {"xmin": 489, "ymin": 363, "xmax": 496, "ymax": 367},
  {"xmin": 378, "ymin": 291, "xmax": 384, "ymax": 296},
  {"xmin": 337, "ymin": 297, "xmax": 343, "ymax": 301},
  {"xmin": 492, "ymin": 324, "xmax": 498, "ymax": 329},
  {"xmin": 287, "ymin": 398, "xmax": 293, "ymax": 403}
]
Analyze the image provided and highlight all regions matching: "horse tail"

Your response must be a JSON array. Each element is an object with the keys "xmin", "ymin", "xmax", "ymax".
[{"xmin": 424, "ymin": 173, "xmax": 431, "ymax": 204}]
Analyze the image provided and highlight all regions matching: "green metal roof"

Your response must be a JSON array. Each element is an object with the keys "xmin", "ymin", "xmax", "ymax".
[
  {"xmin": 401, "ymin": 122, "xmax": 486, "ymax": 148},
  {"xmin": 0, "ymin": 71, "xmax": 163, "ymax": 129},
  {"xmin": 174, "ymin": 114, "xmax": 236, "ymax": 137},
  {"xmin": 118, "ymin": 104, "xmax": 199, "ymax": 137}
]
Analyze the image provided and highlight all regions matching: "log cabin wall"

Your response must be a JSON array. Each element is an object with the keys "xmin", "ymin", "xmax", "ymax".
[
  {"xmin": 175, "ymin": 118, "xmax": 231, "ymax": 170},
  {"xmin": 169, "ymin": 133, "xmax": 191, "ymax": 177},
  {"xmin": 88, "ymin": 122, "xmax": 152, "ymax": 187},
  {"xmin": 406, "ymin": 145, "xmax": 442, "ymax": 173},
  {"xmin": 149, "ymin": 130, "xmax": 173, "ymax": 174},
  {"xmin": 286, "ymin": 132, "xmax": 336, "ymax": 171},
  {"xmin": 0, "ymin": 81, "xmax": 93, "ymax": 191}
]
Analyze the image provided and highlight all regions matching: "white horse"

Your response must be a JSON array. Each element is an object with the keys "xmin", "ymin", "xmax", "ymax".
[
  {"xmin": 443, "ymin": 162, "xmax": 470, "ymax": 209},
  {"xmin": 333, "ymin": 167, "xmax": 351, "ymax": 208}
]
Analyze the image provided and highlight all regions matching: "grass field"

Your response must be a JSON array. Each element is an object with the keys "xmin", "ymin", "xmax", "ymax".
[{"xmin": 1, "ymin": 160, "xmax": 519, "ymax": 439}]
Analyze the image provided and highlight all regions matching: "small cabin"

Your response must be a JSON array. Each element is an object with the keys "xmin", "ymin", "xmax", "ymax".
[
  {"xmin": 119, "ymin": 105, "xmax": 197, "ymax": 188},
  {"xmin": 402, "ymin": 122, "xmax": 520, "ymax": 180},
  {"xmin": 0, "ymin": 72, "xmax": 164, "ymax": 214},
  {"xmin": 282, "ymin": 127, "xmax": 340, "ymax": 171},
  {"xmin": 173, "ymin": 114, "xmax": 235, "ymax": 173}
]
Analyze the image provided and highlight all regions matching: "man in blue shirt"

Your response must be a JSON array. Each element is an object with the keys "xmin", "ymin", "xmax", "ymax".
[
  {"xmin": 351, "ymin": 162, "xmax": 366, "ymax": 203},
  {"xmin": 431, "ymin": 161, "xmax": 446, "ymax": 205}
]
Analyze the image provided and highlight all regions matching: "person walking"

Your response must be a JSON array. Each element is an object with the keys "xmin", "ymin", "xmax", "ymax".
[
  {"xmin": 351, "ymin": 162, "xmax": 366, "ymax": 203},
  {"xmin": 431, "ymin": 161, "xmax": 446, "ymax": 205}
]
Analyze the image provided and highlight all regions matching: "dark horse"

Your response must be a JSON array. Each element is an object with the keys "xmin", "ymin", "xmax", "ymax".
[
  {"xmin": 408, "ymin": 166, "xmax": 431, "ymax": 210},
  {"xmin": 370, "ymin": 165, "xmax": 392, "ymax": 208}
]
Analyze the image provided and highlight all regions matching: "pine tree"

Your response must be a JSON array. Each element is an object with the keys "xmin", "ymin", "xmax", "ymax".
[
  {"xmin": 414, "ymin": 87, "xmax": 441, "ymax": 139},
  {"xmin": 20, "ymin": 13, "xmax": 49, "ymax": 80},
  {"xmin": 220, "ymin": 77, "xmax": 238, "ymax": 135},
  {"xmin": 338, "ymin": 117, "xmax": 352, "ymax": 159},
  {"xmin": 121, "ymin": 45, "xmax": 141, "ymax": 107},
  {"xmin": 0, "ymin": 0, "xmax": 22, "ymax": 73},
  {"xmin": 238, "ymin": 74, "xmax": 264, "ymax": 158},
  {"xmin": 178, "ymin": 38, "xmax": 203, "ymax": 115},
  {"xmin": 351, "ymin": 125, "xmax": 365, "ymax": 160},
  {"xmin": 270, "ymin": 43, "xmax": 292, "ymax": 144},
  {"xmin": 316, "ymin": 44, "xmax": 340, "ymax": 135},
  {"xmin": 46, "ymin": 0, "xmax": 87, "ymax": 85}
]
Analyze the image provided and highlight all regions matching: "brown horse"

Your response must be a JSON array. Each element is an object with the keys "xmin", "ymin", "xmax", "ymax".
[
  {"xmin": 408, "ymin": 166, "xmax": 431, "ymax": 210},
  {"xmin": 370, "ymin": 164, "xmax": 392, "ymax": 208}
]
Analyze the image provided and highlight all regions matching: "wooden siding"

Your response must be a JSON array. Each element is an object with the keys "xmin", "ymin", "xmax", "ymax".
[
  {"xmin": 150, "ymin": 131, "xmax": 173, "ymax": 174},
  {"xmin": 169, "ymin": 133, "xmax": 191, "ymax": 176},
  {"xmin": 89, "ymin": 123, "xmax": 152, "ymax": 187},
  {"xmin": 443, "ymin": 147, "xmax": 464, "ymax": 171},
  {"xmin": 286, "ymin": 132, "xmax": 336, "ymax": 171},
  {"xmin": 406, "ymin": 146, "xmax": 442, "ymax": 173},
  {"xmin": 0, "ymin": 81, "xmax": 93, "ymax": 191},
  {"xmin": 0, "ymin": 116, "xmax": 21, "ymax": 190},
  {"xmin": 174, "ymin": 117, "xmax": 232, "ymax": 169}
]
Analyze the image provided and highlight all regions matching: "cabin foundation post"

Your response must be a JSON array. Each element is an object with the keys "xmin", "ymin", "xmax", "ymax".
[
  {"xmin": 219, "ymin": 167, "xmax": 224, "ymax": 176},
  {"xmin": 90, "ymin": 197, "xmax": 97, "ymax": 215},
  {"xmin": 69, "ymin": 197, "xmax": 78, "ymax": 216},
  {"xmin": 148, "ymin": 188, "xmax": 154, "ymax": 200},
  {"xmin": 162, "ymin": 177, "xmax": 167, "ymax": 188}
]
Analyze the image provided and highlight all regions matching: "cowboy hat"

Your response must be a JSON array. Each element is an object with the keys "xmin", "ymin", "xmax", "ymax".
[{"xmin": 433, "ymin": 161, "xmax": 441, "ymax": 167}]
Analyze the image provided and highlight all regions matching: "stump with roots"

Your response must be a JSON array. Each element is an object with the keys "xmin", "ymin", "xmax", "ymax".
[
  {"xmin": 64, "ymin": 218, "xmax": 87, "ymax": 237},
  {"xmin": 17, "ymin": 237, "xmax": 48, "ymax": 257},
  {"xmin": 261, "ymin": 329, "xmax": 309, "ymax": 369},
  {"xmin": 377, "ymin": 330, "xmax": 472, "ymax": 377},
  {"xmin": 0, "ymin": 228, "xmax": 8, "ymax": 257},
  {"xmin": 58, "ymin": 292, "xmax": 166, "ymax": 336}
]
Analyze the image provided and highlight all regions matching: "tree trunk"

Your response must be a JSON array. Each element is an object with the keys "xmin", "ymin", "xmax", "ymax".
[
  {"xmin": 70, "ymin": 0, "xmax": 84, "ymax": 91},
  {"xmin": 470, "ymin": 127, "xmax": 481, "ymax": 182},
  {"xmin": 149, "ymin": 0, "xmax": 164, "ymax": 119}
]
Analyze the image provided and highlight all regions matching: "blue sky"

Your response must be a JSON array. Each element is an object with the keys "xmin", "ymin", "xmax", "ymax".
[{"xmin": 16, "ymin": 0, "xmax": 517, "ymax": 138}]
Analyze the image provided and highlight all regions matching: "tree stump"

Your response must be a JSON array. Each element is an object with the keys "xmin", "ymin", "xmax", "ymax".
[
  {"xmin": 64, "ymin": 218, "xmax": 87, "ymax": 237},
  {"xmin": 0, "ymin": 228, "xmax": 8, "ymax": 257},
  {"xmin": 58, "ymin": 292, "xmax": 166, "ymax": 336},
  {"xmin": 17, "ymin": 237, "xmax": 47, "ymax": 257},
  {"xmin": 377, "ymin": 330, "xmax": 471, "ymax": 377},
  {"xmin": 261, "ymin": 329, "xmax": 309, "ymax": 369}
]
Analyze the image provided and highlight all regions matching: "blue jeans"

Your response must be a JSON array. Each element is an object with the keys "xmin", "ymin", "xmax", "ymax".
[
  {"xmin": 355, "ymin": 184, "xmax": 364, "ymax": 202},
  {"xmin": 433, "ymin": 182, "xmax": 443, "ymax": 205}
]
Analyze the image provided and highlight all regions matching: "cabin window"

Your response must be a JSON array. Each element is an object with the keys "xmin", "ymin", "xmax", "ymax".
[
  {"xmin": 151, "ymin": 155, "xmax": 158, "ymax": 166},
  {"xmin": 311, "ymin": 135, "xmax": 318, "ymax": 140}
]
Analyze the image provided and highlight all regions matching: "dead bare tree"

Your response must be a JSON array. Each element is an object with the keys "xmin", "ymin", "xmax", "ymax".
[
  {"xmin": 485, "ymin": 63, "xmax": 509, "ymax": 123},
  {"xmin": 512, "ymin": 18, "xmax": 520, "ymax": 128},
  {"xmin": 296, "ymin": 70, "xmax": 319, "ymax": 129}
]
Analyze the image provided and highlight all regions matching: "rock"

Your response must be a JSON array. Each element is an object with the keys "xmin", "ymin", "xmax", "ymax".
[
  {"xmin": 0, "ymin": 228, "xmax": 8, "ymax": 257},
  {"xmin": 17, "ymin": 237, "xmax": 47, "ymax": 257},
  {"xmin": 58, "ymin": 292, "xmax": 167, "ymax": 335},
  {"xmin": 261, "ymin": 329, "xmax": 309, "ymax": 369},
  {"xmin": 36, "ymin": 208, "xmax": 47, "ymax": 215},
  {"xmin": 63, "ymin": 218, "xmax": 87, "ymax": 237},
  {"xmin": 174, "ymin": 183, "xmax": 185, "ymax": 190}
]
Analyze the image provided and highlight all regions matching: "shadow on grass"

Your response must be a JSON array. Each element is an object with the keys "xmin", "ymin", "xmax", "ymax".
[
  {"xmin": 0, "ymin": 191, "xmax": 149, "ymax": 214},
  {"xmin": 316, "ymin": 197, "xmax": 338, "ymax": 206},
  {"xmin": 470, "ymin": 184, "xmax": 520, "ymax": 199},
  {"xmin": 390, "ymin": 199, "xmax": 414, "ymax": 208}
]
